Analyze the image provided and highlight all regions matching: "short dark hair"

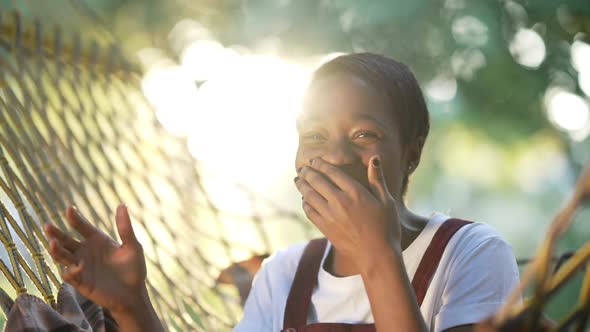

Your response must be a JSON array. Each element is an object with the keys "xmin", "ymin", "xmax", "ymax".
[{"xmin": 311, "ymin": 53, "xmax": 430, "ymax": 194}]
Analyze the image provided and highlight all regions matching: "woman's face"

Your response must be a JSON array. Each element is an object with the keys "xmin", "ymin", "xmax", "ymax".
[{"xmin": 295, "ymin": 73, "xmax": 409, "ymax": 198}]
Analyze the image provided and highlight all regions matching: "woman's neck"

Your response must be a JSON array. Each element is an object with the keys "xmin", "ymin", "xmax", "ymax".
[{"xmin": 323, "ymin": 204, "xmax": 429, "ymax": 277}]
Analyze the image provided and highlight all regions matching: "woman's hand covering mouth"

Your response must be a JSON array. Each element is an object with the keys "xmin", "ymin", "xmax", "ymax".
[{"xmin": 330, "ymin": 163, "xmax": 370, "ymax": 192}]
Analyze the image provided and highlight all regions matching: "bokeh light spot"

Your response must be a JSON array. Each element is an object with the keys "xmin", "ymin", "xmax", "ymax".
[
  {"xmin": 452, "ymin": 16, "xmax": 488, "ymax": 46},
  {"xmin": 545, "ymin": 88, "xmax": 590, "ymax": 140},
  {"xmin": 509, "ymin": 28, "xmax": 546, "ymax": 68},
  {"xmin": 426, "ymin": 74, "xmax": 458, "ymax": 102}
]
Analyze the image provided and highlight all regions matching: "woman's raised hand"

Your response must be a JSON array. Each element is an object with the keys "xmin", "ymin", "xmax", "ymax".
[
  {"xmin": 295, "ymin": 156, "xmax": 402, "ymax": 271},
  {"xmin": 44, "ymin": 204, "xmax": 148, "ymax": 316}
]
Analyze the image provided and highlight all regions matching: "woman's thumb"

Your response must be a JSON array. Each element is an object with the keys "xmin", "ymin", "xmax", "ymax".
[
  {"xmin": 116, "ymin": 204, "xmax": 139, "ymax": 246},
  {"xmin": 368, "ymin": 156, "xmax": 390, "ymax": 202}
]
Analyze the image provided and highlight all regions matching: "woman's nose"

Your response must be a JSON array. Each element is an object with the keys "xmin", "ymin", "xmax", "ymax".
[{"xmin": 320, "ymin": 139, "xmax": 357, "ymax": 166}]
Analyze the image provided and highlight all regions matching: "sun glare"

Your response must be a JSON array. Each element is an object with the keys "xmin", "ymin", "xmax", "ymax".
[
  {"xmin": 181, "ymin": 40, "xmax": 240, "ymax": 82},
  {"xmin": 185, "ymin": 54, "xmax": 309, "ymax": 191},
  {"xmin": 141, "ymin": 31, "xmax": 315, "ymax": 193},
  {"xmin": 141, "ymin": 64, "xmax": 199, "ymax": 137}
]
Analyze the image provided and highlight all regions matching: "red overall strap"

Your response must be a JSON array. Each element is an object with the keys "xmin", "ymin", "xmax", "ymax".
[
  {"xmin": 283, "ymin": 238, "xmax": 328, "ymax": 329},
  {"xmin": 282, "ymin": 218, "xmax": 472, "ymax": 331},
  {"xmin": 282, "ymin": 238, "xmax": 375, "ymax": 331},
  {"xmin": 411, "ymin": 218, "xmax": 472, "ymax": 306}
]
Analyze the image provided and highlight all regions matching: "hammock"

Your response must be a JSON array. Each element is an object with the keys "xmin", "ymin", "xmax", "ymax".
[{"xmin": 0, "ymin": 11, "xmax": 314, "ymax": 331}]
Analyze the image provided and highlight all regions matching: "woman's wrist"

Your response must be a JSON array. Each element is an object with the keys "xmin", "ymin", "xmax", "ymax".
[
  {"xmin": 110, "ymin": 286, "xmax": 165, "ymax": 332},
  {"xmin": 358, "ymin": 239, "xmax": 403, "ymax": 277}
]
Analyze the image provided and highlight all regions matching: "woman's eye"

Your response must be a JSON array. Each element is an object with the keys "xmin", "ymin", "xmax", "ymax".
[
  {"xmin": 300, "ymin": 132, "xmax": 325, "ymax": 142},
  {"xmin": 354, "ymin": 131, "xmax": 379, "ymax": 140}
]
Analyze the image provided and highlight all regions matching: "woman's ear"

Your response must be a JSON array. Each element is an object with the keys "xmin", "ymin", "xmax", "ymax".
[{"xmin": 406, "ymin": 135, "xmax": 426, "ymax": 174}]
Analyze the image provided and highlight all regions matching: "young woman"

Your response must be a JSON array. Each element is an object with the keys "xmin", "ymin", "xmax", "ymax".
[{"xmin": 45, "ymin": 53, "xmax": 520, "ymax": 332}]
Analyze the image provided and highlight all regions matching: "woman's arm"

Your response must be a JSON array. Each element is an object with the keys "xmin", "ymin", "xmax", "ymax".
[
  {"xmin": 361, "ymin": 240, "xmax": 428, "ymax": 332},
  {"xmin": 45, "ymin": 205, "xmax": 165, "ymax": 332}
]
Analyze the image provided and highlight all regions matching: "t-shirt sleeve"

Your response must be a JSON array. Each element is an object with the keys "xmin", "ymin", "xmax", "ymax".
[
  {"xmin": 434, "ymin": 233, "xmax": 520, "ymax": 332},
  {"xmin": 232, "ymin": 258, "xmax": 274, "ymax": 332}
]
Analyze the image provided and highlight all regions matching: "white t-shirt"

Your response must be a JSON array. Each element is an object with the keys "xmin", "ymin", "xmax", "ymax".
[{"xmin": 233, "ymin": 213, "xmax": 520, "ymax": 332}]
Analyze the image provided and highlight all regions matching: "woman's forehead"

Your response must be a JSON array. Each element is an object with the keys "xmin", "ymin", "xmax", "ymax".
[{"xmin": 299, "ymin": 73, "xmax": 394, "ymax": 127}]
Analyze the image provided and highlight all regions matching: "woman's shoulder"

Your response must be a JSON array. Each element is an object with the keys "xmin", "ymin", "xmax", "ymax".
[
  {"xmin": 259, "ymin": 240, "xmax": 314, "ymax": 277},
  {"xmin": 424, "ymin": 213, "xmax": 510, "ymax": 251},
  {"xmin": 442, "ymin": 217, "xmax": 516, "ymax": 266},
  {"xmin": 454, "ymin": 218, "xmax": 509, "ymax": 247}
]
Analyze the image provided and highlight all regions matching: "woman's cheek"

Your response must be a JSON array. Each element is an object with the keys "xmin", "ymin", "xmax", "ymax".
[{"xmin": 295, "ymin": 145, "xmax": 319, "ymax": 165}]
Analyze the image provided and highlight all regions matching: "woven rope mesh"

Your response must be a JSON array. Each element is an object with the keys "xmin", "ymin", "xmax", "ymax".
[{"xmin": 0, "ymin": 11, "xmax": 316, "ymax": 331}]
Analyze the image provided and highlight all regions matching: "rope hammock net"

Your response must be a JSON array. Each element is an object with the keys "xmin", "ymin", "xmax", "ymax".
[
  {"xmin": 0, "ymin": 10, "xmax": 317, "ymax": 331},
  {"xmin": 1, "ymin": 7, "xmax": 590, "ymax": 332}
]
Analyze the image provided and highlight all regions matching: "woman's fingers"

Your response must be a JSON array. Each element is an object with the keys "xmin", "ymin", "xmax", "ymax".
[
  {"xmin": 62, "ymin": 260, "xmax": 85, "ymax": 288},
  {"xmin": 302, "ymin": 200, "xmax": 328, "ymax": 234},
  {"xmin": 295, "ymin": 177, "xmax": 330, "ymax": 216},
  {"xmin": 65, "ymin": 206, "xmax": 99, "ymax": 239},
  {"xmin": 298, "ymin": 166, "xmax": 342, "ymax": 202},
  {"xmin": 44, "ymin": 223, "xmax": 80, "ymax": 252},
  {"xmin": 367, "ymin": 155, "xmax": 390, "ymax": 203},
  {"xmin": 308, "ymin": 158, "xmax": 360, "ymax": 193},
  {"xmin": 49, "ymin": 239, "xmax": 78, "ymax": 266}
]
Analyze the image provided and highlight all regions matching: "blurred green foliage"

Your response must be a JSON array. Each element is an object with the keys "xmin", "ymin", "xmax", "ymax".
[
  {"xmin": 221, "ymin": 0, "xmax": 588, "ymax": 146},
  {"xmin": 3, "ymin": 0, "xmax": 588, "ymax": 152}
]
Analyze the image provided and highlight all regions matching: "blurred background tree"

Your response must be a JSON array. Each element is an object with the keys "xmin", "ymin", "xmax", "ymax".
[{"xmin": 1, "ymin": 0, "xmax": 590, "ymax": 327}]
